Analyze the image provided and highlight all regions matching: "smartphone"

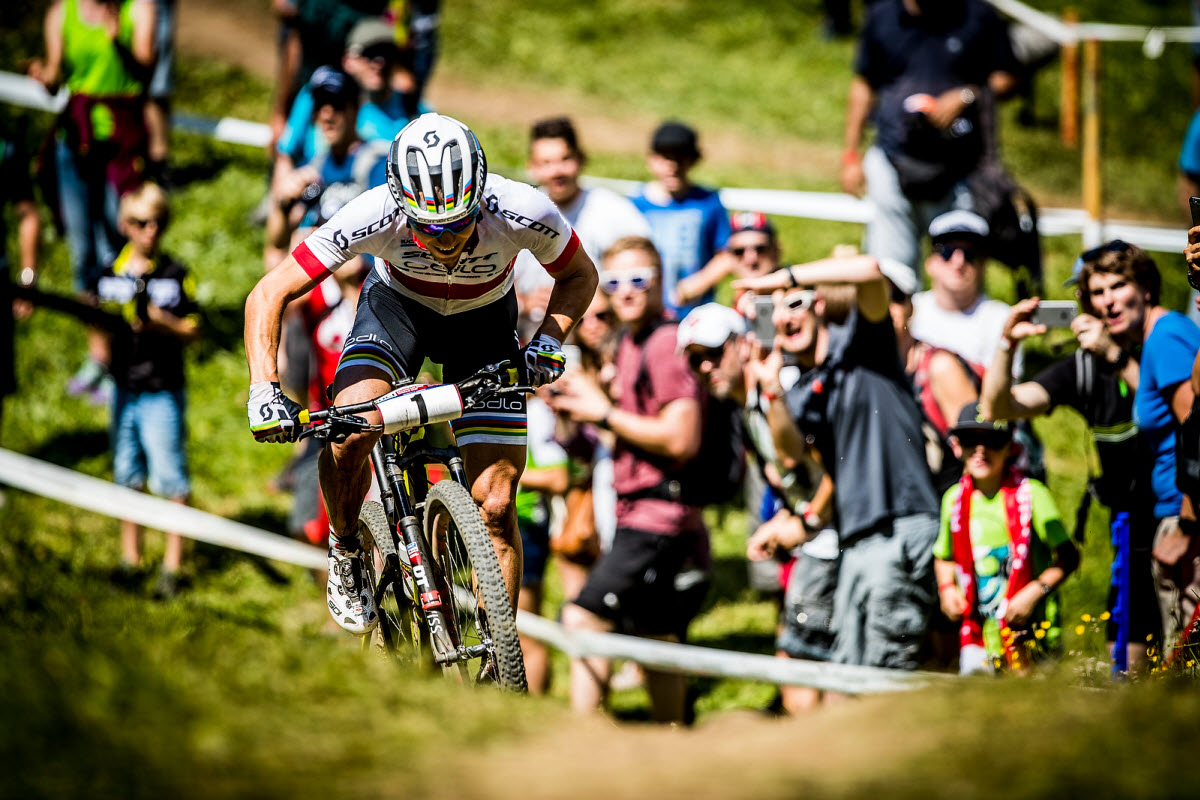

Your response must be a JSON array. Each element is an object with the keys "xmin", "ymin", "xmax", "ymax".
[
  {"xmin": 753, "ymin": 296, "xmax": 776, "ymax": 344},
  {"xmin": 1031, "ymin": 300, "xmax": 1078, "ymax": 329},
  {"xmin": 1190, "ymin": 197, "xmax": 1200, "ymax": 291}
]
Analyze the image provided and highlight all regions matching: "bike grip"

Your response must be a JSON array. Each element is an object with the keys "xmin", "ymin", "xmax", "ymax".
[{"xmin": 298, "ymin": 409, "xmax": 311, "ymax": 425}]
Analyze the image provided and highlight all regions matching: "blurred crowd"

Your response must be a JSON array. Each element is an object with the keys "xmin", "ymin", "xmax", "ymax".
[{"xmin": 5, "ymin": 0, "xmax": 1200, "ymax": 721}]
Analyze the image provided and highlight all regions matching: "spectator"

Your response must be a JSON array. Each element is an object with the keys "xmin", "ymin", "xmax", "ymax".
[
  {"xmin": 1134, "ymin": 247, "xmax": 1200, "ymax": 651},
  {"xmin": 277, "ymin": 18, "xmax": 428, "ymax": 172},
  {"xmin": 516, "ymin": 116, "xmax": 649, "ymax": 339},
  {"xmin": 633, "ymin": 121, "xmax": 731, "ymax": 318},
  {"xmin": 910, "ymin": 210, "xmax": 1021, "ymax": 375},
  {"xmin": 0, "ymin": 132, "xmax": 42, "ymax": 433},
  {"xmin": 841, "ymin": 0, "xmax": 1018, "ymax": 273},
  {"xmin": 95, "ymin": 183, "xmax": 200, "ymax": 598},
  {"xmin": 886, "ymin": 257, "xmax": 979, "ymax": 493},
  {"xmin": 735, "ymin": 254, "xmax": 941, "ymax": 672},
  {"xmin": 675, "ymin": 211, "xmax": 780, "ymax": 309},
  {"xmin": 30, "ymin": 0, "xmax": 157, "ymax": 399},
  {"xmin": 267, "ymin": 66, "xmax": 390, "ymax": 263},
  {"xmin": 515, "ymin": 392, "xmax": 570, "ymax": 696},
  {"xmin": 1175, "ymin": 108, "xmax": 1200, "ymax": 325},
  {"xmin": 383, "ymin": 0, "xmax": 440, "ymax": 103},
  {"xmin": 548, "ymin": 236, "xmax": 709, "ymax": 723},
  {"xmin": 981, "ymin": 242, "xmax": 1159, "ymax": 673},
  {"xmin": 933, "ymin": 403, "xmax": 1079, "ymax": 674},
  {"xmin": 678, "ymin": 302, "xmax": 838, "ymax": 713}
]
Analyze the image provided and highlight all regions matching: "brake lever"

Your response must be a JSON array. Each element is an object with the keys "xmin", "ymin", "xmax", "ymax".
[{"xmin": 298, "ymin": 413, "xmax": 382, "ymax": 444}]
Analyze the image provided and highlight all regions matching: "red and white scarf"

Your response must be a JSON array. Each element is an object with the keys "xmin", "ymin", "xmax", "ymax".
[{"xmin": 949, "ymin": 470, "xmax": 1033, "ymax": 663}]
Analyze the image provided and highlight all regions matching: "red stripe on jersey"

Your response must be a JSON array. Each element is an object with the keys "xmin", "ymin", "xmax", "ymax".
[
  {"xmin": 386, "ymin": 260, "xmax": 514, "ymax": 300},
  {"xmin": 542, "ymin": 231, "xmax": 581, "ymax": 275},
  {"xmin": 293, "ymin": 242, "xmax": 333, "ymax": 281}
]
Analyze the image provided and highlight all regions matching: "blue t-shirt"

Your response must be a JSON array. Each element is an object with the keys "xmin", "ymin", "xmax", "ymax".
[
  {"xmin": 279, "ymin": 86, "xmax": 430, "ymax": 166},
  {"xmin": 299, "ymin": 143, "xmax": 389, "ymax": 229},
  {"xmin": 632, "ymin": 185, "xmax": 730, "ymax": 317},
  {"xmin": 1179, "ymin": 107, "xmax": 1200, "ymax": 178},
  {"xmin": 1134, "ymin": 311, "xmax": 1200, "ymax": 519}
]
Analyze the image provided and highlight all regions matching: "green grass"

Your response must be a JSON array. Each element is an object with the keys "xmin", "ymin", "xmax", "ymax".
[{"xmin": 2, "ymin": 2, "xmax": 1200, "ymax": 794}]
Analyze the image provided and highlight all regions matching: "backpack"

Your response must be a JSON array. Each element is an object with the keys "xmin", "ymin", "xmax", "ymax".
[{"xmin": 625, "ymin": 324, "xmax": 746, "ymax": 507}]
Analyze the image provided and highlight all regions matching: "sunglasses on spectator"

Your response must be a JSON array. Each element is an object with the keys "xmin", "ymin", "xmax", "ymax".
[
  {"xmin": 410, "ymin": 211, "xmax": 478, "ymax": 238},
  {"xmin": 954, "ymin": 430, "xmax": 1011, "ymax": 450},
  {"xmin": 599, "ymin": 267, "xmax": 656, "ymax": 294},
  {"xmin": 686, "ymin": 344, "xmax": 727, "ymax": 372},
  {"xmin": 730, "ymin": 244, "xmax": 770, "ymax": 257},
  {"xmin": 782, "ymin": 289, "xmax": 816, "ymax": 312},
  {"xmin": 128, "ymin": 216, "xmax": 165, "ymax": 230},
  {"xmin": 359, "ymin": 44, "xmax": 397, "ymax": 64},
  {"xmin": 934, "ymin": 243, "xmax": 981, "ymax": 264},
  {"xmin": 583, "ymin": 310, "xmax": 614, "ymax": 324}
]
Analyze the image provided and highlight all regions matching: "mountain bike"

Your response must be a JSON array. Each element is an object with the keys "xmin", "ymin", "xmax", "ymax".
[{"xmin": 298, "ymin": 361, "xmax": 530, "ymax": 691}]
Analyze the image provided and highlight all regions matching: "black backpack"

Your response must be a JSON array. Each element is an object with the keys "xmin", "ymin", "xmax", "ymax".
[{"xmin": 625, "ymin": 324, "xmax": 746, "ymax": 507}]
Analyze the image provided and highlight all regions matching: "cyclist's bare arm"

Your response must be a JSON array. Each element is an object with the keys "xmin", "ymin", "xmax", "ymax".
[
  {"xmin": 245, "ymin": 254, "xmax": 322, "ymax": 384},
  {"xmin": 535, "ymin": 246, "xmax": 598, "ymax": 343}
]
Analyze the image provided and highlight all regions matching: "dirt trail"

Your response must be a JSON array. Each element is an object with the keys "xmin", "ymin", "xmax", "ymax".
[{"xmin": 177, "ymin": 0, "xmax": 842, "ymax": 180}]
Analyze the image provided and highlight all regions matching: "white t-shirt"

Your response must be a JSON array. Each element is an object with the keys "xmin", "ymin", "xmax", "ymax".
[
  {"xmin": 514, "ymin": 185, "xmax": 649, "ymax": 295},
  {"xmin": 909, "ymin": 291, "xmax": 1024, "ymax": 376},
  {"xmin": 293, "ymin": 174, "xmax": 580, "ymax": 316}
]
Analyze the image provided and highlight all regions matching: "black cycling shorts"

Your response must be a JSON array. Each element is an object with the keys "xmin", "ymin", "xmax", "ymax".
[
  {"xmin": 573, "ymin": 527, "xmax": 709, "ymax": 639},
  {"xmin": 336, "ymin": 269, "xmax": 526, "ymax": 447}
]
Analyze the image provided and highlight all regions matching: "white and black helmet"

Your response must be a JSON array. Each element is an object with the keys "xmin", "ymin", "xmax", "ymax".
[{"xmin": 386, "ymin": 113, "xmax": 487, "ymax": 226}]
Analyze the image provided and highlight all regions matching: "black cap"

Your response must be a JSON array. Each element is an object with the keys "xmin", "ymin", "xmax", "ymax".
[
  {"xmin": 309, "ymin": 66, "xmax": 358, "ymax": 108},
  {"xmin": 948, "ymin": 402, "xmax": 1012, "ymax": 438},
  {"xmin": 651, "ymin": 121, "xmax": 700, "ymax": 160}
]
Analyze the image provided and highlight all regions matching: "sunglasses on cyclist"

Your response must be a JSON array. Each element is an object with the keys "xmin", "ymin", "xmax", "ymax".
[
  {"xmin": 730, "ymin": 244, "xmax": 770, "ymax": 258},
  {"xmin": 599, "ymin": 267, "xmax": 656, "ymax": 294},
  {"xmin": 686, "ymin": 343, "xmax": 727, "ymax": 372},
  {"xmin": 782, "ymin": 289, "xmax": 816, "ymax": 312},
  {"xmin": 953, "ymin": 429, "xmax": 1011, "ymax": 450},
  {"xmin": 410, "ymin": 210, "xmax": 478, "ymax": 238},
  {"xmin": 934, "ymin": 243, "xmax": 981, "ymax": 264}
]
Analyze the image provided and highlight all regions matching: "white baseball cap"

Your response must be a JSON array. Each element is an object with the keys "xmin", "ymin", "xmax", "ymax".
[
  {"xmin": 878, "ymin": 257, "xmax": 920, "ymax": 297},
  {"xmin": 928, "ymin": 209, "xmax": 990, "ymax": 244},
  {"xmin": 677, "ymin": 303, "xmax": 748, "ymax": 350}
]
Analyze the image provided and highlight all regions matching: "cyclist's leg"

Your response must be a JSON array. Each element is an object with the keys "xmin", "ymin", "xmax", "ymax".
[
  {"xmin": 319, "ymin": 365, "xmax": 388, "ymax": 539},
  {"xmin": 458, "ymin": 440, "xmax": 526, "ymax": 612}
]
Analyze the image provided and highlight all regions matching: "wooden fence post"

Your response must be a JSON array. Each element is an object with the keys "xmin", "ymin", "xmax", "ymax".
[
  {"xmin": 1081, "ymin": 38, "xmax": 1102, "ymax": 245},
  {"xmin": 1061, "ymin": 8, "xmax": 1080, "ymax": 148}
]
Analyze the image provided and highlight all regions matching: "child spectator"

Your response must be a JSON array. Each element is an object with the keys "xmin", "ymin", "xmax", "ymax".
[
  {"xmin": 934, "ymin": 403, "xmax": 1079, "ymax": 674},
  {"xmin": 96, "ymin": 183, "xmax": 200, "ymax": 597},
  {"xmin": 633, "ymin": 121, "xmax": 730, "ymax": 318}
]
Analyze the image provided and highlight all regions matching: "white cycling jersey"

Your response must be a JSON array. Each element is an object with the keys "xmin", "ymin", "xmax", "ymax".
[{"xmin": 294, "ymin": 173, "xmax": 581, "ymax": 316}]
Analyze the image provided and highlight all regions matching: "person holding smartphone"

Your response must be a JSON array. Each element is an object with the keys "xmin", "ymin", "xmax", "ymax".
[{"xmin": 981, "ymin": 241, "xmax": 1167, "ymax": 674}]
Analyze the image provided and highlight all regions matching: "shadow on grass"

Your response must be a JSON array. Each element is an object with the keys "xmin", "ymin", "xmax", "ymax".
[{"xmin": 27, "ymin": 429, "xmax": 110, "ymax": 469}]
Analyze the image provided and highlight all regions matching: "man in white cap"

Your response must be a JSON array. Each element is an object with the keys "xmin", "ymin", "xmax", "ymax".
[{"xmin": 910, "ymin": 209, "xmax": 1021, "ymax": 374}]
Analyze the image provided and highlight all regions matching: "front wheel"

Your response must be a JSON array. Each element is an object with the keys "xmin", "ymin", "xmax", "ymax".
[
  {"xmin": 357, "ymin": 500, "xmax": 426, "ymax": 665},
  {"xmin": 423, "ymin": 481, "xmax": 527, "ymax": 691}
]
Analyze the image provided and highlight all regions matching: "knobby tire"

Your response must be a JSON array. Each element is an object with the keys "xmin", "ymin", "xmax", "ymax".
[
  {"xmin": 357, "ymin": 500, "xmax": 426, "ymax": 665},
  {"xmin": 424, "ymin": 481, "xmax": 528, "ymax": 692}
]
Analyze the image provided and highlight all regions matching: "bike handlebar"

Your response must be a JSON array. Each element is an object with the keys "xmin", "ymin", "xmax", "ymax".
[{"xmin": 297, "ymin": 361, "xmax": 534, "ymax": 443}]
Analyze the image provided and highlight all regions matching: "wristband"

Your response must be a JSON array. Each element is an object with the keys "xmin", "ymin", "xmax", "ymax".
[
  {"xmin": 18, "ymin": 267, "xmax": 36, "ymax": 288},
  {"xmin": 1109, "ymin": 349, "xmax": 1130, "ymax": 370},
  {"xmin": 1038, "ymin": 580, "xmax": 1051, "ymax": 597},
  {"xmin": 938, "ymin": 581, "xmax": 957, "ymax": 592},
  {"xmin": 597, "ymin": 407, "xmax": 612, "ymax": 430},
  {"xmin": 841, "ymin": 149, "xmax": 860, "ymax": 166},
  {"xmin": 1180, "ymin": 516, "xmax": 1199, "ymax": 537},
  {"xmin": 997, "ymin": 336, "xmax": 1015, "ymax": 353},
  {"xmin": 786, "ymin": 266, "xmax": 799, "ymax": 288}
]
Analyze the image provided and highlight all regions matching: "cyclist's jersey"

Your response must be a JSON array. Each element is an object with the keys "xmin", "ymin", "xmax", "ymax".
[{"xmin": 293, "ymin": 173, "xmax": 581, "ymax": 316}]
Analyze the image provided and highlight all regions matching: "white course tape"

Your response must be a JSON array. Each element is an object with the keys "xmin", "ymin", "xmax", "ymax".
[
  {"xmin": 0, "ymin": 448, "xmax": 326, "ymax": 570},
  {"xmin": 516, "ymin": 612, "xmax": 951, "ymax": 694},
  {"xmin": 1, "ymin": 447, "xmax": 952, "ymax": 693},
  {"xmin": 987, "ymin": 0, "xmax": 1200, "ymax": 46}
]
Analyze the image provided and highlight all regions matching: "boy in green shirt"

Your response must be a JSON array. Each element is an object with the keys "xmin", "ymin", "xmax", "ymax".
[{"xmin": 934, "ymin": 403, "xmax": 1080, "ymax": 674}]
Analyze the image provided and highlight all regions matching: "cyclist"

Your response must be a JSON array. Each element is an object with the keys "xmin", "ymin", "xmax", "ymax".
[{"xmin": 245, "ymin": 113, "xmax": 599, "ymax": 634}]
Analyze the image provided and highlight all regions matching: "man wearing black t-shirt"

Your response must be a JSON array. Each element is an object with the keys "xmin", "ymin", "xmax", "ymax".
[
  {"xmin": 840, "ymin": 0, "xmax": 1018, "ymax": 274},
  {"xmin": 981, "ymin": 246, "xmax": 1158, "ymax": 672}
]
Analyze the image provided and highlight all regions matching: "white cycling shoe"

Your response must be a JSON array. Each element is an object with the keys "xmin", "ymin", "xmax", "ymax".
[{"xmin": 327, "ymin": 539, "xmax": 378, "ymax": 635}]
